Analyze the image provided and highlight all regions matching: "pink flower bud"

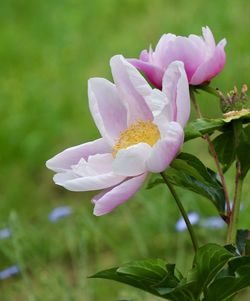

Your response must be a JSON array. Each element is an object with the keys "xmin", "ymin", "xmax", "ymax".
[{"xmin": 129, "ymin": 27, "xmax": 226, "ymax": 88}]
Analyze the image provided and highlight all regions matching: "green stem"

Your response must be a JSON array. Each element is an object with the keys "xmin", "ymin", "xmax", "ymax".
[
  {"xmin": 227, "ymin": 167, "xmax": 243, "ymax": 245},
  {"xmin": 160, "ymin": 172, "xmax": 199, "ymax": 253},
  {"xmin": 194, "ymin": 85, "xmax": 220, "ymax": 97}
]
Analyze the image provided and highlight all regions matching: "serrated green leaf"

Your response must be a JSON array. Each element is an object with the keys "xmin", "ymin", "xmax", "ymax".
[
  {"xmin": 165, "ymin": 153, "xmax": 226, "ymax": 214},
  {"xmin": 186, "ymin": 244, "xmax": 234, "ymax": 299}
]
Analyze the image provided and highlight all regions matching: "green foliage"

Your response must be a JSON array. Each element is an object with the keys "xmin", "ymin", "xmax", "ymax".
[
  {"xmin": 92, "ymin": 244, "xmax": 250, "ymax": 301},
  {"xmin": 237, "ymin": 124, "xmax": 250, "ymax": 179},
  {"xmin": 184, "ymin": 118, "xmax": 225, "ymax": 141},
  {"xmin": 212, "ymin": 131, "xmax": 236, "ymax": 172},
  {"xmin": 148, "ymin": 153, "xmax": 226, "ymax": 214},
  {"xmin": 184, "ymin": 113, "xmax": 250, "ymax": 142}
]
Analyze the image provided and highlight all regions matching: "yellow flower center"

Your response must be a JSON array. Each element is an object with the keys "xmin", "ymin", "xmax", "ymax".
[{"xmin": 112, "ymin": 120, "xmax": 161, "ymax": 157}]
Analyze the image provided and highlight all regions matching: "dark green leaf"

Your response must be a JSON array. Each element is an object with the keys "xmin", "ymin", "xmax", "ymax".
[
  {"xmin": 184, "ymin": 118, "xmax": 225, "ymax": 141},
  {"xmin": 90, "ymin": 259, "xmax": 171, "ymax": 298},
  {"xmin": 184, "ymin": 113, "xmax": 250, "ymax": 142},
  {"xmin": 165, "ymin": 153, "xmax": 226, "ymax": 213},
  {"xmin": 204, "ymin": 264, "xmax": 250, "ymax": 301},
  {"xmin": 237, "ymin": 124, "xmax": 250, "ymax": 178},
  {"xmin": 90, "ymin": 259, "xmax": 196, "ymax": 301},
  {"xmin": 212, "ymin": 131, "xmax": 236, "ymax": 172},
  {"xmin": 186, "ymin": 243, "xmax": 234, "ymax": 299},
  {"xmin": 236, "ymin": 229, "xmax": 250, "ymax": 255},
  {"xmin": 146, "ymin": 174, "xmax": 164, "ymax": 189}
]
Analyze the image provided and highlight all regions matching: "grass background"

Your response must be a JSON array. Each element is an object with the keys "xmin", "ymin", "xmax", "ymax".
[{"xmin": 0, "ymin": 0, "xmax": 250, "ymax": 300}]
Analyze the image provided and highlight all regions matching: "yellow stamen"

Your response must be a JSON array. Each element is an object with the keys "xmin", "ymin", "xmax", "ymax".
[{"xmin": 112, "ymin": 120, "xmax": 160, "ymax": 157}]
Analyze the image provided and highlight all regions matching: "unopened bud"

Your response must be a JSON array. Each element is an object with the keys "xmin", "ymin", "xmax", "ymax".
[{"xmin": 218, "ymin": 84, "xmax": 249, "ymax": 116}]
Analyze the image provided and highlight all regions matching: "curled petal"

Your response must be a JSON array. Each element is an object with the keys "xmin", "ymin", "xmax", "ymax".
[
  {"xmin": 93, "ymin": 173, "xmax": 147, "ymax": 216},
  {"xmin": 127, "ymin": 58, "xmax": 164, "ymax": 89},
  {"xmin": 190, "ymin": 39, "xmax": 226, "ymax": 85},
  {"xmin": 146, "ymin": 122, "xmax": 184, "ymax": 173},
  {"xmin": 110, "ymin": 55, "xmax": 153, "ymax": 125},
  {"xmin": 46, "ymin": 138, "xmax": 111, "ymax": 173},
  {"xmin": 162, "ymin": 61, "xmax": 190, "ymax": 126},
  {"xmin": 88, "ymin": 78, "xmax": 127, "ymax": 144}
]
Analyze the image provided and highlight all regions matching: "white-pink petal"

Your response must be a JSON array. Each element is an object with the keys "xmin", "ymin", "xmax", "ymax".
[
  {"xmin": 88, "ymin": 78, "xmax": 127, "ymax": 145},
  {"xmin": 46, "ymin": 138, "xmax": 111, "ymax": 173},
  {"xmin": 53, "ymin": 153, "xmax": 125, "ymax": 191},
  {"xmin": 146, "ymin": 122, "xmax": 184, "ymax": 173},
  {"xmin": 110, "ymin": 55, "xmax": 153, "ymax": 125},
  {"xmin": 93, "ymin": 173, "xmax": 147, "ymax": 216},
  {"xmin": 112, "ymin": 143, "xmax": 152, "ymax": 176},
  {"xmin": 53, "ymin": 171, "xmax": 125, "ymax": 192}
]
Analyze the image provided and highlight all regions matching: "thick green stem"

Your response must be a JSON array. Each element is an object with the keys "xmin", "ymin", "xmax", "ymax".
[
  {"xmin": 160, "ymin": 172, "xmax": 198, "ymax": 253},
  {"xmin": 227, "ymin": 168, "xmax": 243, "ymax": 245},
  {"xmin": 190, "ymin": 89, "xmax": 231, "ymax": 219}
]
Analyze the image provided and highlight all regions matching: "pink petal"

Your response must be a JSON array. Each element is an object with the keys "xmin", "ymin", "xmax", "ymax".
[
  {"xmin": 46, "ymin": 138, "xmax": 111, "ymax": 173},
  {"xmin": 202, "ymin": 26, "xmax": 216, "ymax": 49},
  {"xmin": 110, "ymin": 55, "xmax": 153, "ymax": 125},
  {"xmin": 88, "ymin": 78, "xmax": 127, "ymax": 145},
  {"xmin": 190, "ymin": 38, "xmax": 226, "ymax": 85},
  {"xmin": 93, "ymin": 173, "xmax": 147, "ymax": 216},
  {"xmin": 128, "ymin": 58, "xmax": 164, "ymax": 89},
  {"xmin": 53, "ymin": 171, "xmax": 125, "ymax": 192},
  {"xmin": 146, "ymin": 122, "xmax": 184, "ymax": 173},
  {"xmin": 53, "ymin": 153, "xmax": 125, "ymax": 191},
  {"xmin": 162, "ymin": 61, "xmax": 190, "ymax": 126},
  {"xmin": 112, "ymin": 143, "xmax": 152, "ymax": 176}
]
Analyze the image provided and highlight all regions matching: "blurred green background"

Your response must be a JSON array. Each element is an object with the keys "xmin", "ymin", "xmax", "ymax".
[{"xmin": 1, "ymin": 0, "xmax": 250, "ymax": 300}]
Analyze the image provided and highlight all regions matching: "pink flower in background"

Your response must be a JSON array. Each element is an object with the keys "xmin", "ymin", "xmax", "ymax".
[
  {"xmin": 46, "ymin": 55, "xmax": 190, "ymax": 216},
  {"xmin": 129, "ymin": 26, "xmax": 226, "ymax": 88}
]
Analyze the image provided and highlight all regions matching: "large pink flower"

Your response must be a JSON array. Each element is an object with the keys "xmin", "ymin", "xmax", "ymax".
[
  {"xmin": 46, "ymin": 55, "xmax": 190, "ymax": 216},
  {"xmin": 129, "ymin": 26, "xmax": 226, "ymax": 88}
]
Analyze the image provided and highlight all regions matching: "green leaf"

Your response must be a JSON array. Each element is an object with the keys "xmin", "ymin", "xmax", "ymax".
[
  {"xmin": 236, "ymin": 229, "xmax": 250, "ymax": 255},
  {"xmin": 165, "ymin": 153, "xmax": 226, "ymax": 214},
  {"xmin": 146, "ymin": 174, "xmax": 164, "ymax": 190},
  {"xmin": 184, "ymin": 118, "xmax": 225, "ymax": 141},
  {"xmin": 90, "ymin": 259, "xmax": 171, "ymax": 298},
  {"xmin": 212, "ymin": 131, "xmax": 236, "ymax": 172},
  {"xmin": 90, "ymin": 259, "xmax": 196, "ymax": 301},
  {"xmin": 186, "ymin": 243, "xmax": 234, "ymax": 299},
  {"xmin": 237, "ymin": 124, "xmax": 250, "ymax": 178},
  {"xmin": 184, "ymin": 113, "xmax": 250, "ymax": 142},
  {"xmin": 204, "ymin": 264, "xmax": 250, "ymax": 301}
]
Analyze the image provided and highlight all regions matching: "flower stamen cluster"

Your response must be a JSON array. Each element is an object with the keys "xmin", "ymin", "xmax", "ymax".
[{"xmin": 112, "ymin": 120, "xmax": 160, "ymax": 157}]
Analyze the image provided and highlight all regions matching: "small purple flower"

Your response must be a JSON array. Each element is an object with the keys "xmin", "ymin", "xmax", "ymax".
[
  {"xmin": 201, "ymin": 217, "xmax": 225, "ymax": 229},
  {"xmin": 175, "ymin": 212, "xmax": 199, "ymax": 232},
  {"xmin": 48, "ymin": 206, "xmax": 72, "ymax": 222},
  {"xmin": 0, "ymin": 228, "xmax": 12, "ymax": 240},
  {"xmin": 0, "ymin": 265, "xmax": 20, "ymax": 280}
]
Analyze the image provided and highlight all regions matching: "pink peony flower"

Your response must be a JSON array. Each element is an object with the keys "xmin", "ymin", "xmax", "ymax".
[
  {"xmin": 46, "ymin": 55, "xmax": 190, "ymax": 216},
  {"xmin": 129, "ymin": 26, "xmax": 226, "ymax": 88}
]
